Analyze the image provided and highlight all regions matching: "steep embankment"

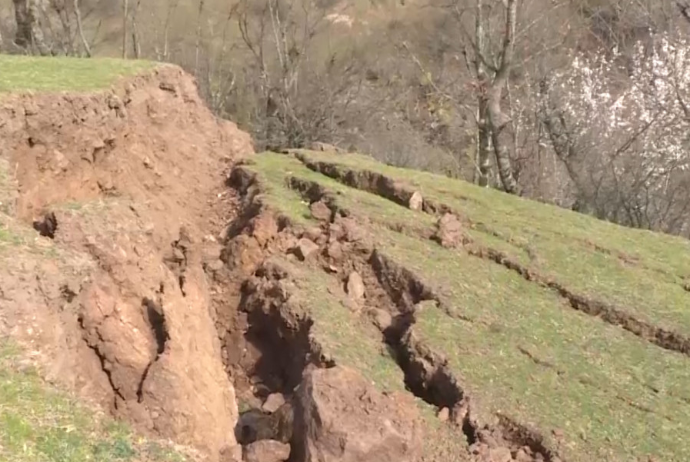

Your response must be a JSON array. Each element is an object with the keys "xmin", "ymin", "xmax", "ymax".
[{"xmin": 0, "ymin": 57, "xmax": 253, "ymax": 461}]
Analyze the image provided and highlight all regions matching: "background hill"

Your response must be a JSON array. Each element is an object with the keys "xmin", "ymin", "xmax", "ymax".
[{"xmin": 2, "ymin": 0, "xmax": 690, "ymax": 238}]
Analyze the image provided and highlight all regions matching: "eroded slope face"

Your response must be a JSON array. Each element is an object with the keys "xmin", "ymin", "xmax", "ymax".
[
  {"xmin": 0, "ymin": 62, "xmax": 253, "ymax": 461},
  {"xmin": 221, "ymin": 150, "xmax": 690, "ymax": 462}
]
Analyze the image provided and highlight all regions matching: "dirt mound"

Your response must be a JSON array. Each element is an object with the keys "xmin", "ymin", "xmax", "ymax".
[
  {"xmin": 294, "ymin": 366, "xmax": 422, "ymax": 462},
  {"xmin": 0, "ymin": 65, "xmax": 252, "ymax": 460}
]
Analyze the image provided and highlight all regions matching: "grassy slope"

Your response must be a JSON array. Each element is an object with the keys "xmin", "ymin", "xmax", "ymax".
[
  {"xmin": 0, "ymin": 55, "xmax": 187, "ymax": 462},
  {"xmin": 245, "ymin": 151, "xmax": 690, "ymax": 462},
  {"xmin": 0, "ymin": 343, "xmax": 189, "ymax": 462},
  {"xmin": 0, "ymin": 55, "xmax": 154, "ymax": 93}
]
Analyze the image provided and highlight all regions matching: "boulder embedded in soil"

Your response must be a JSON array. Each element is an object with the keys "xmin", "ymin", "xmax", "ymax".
[
  {"xmin": 370, "ymin": 308, "xmax": 393, "ymax": 332},
  {"xmin": 346, "ymin": 271, "xmax": 365, "ymax": 301},
  {"xmin": 263, "ymin": 393, "xmax": 287, "ymax": 414},
  {"xmin": 408, "ymin": 191, "xmax": 423, "ymax": 211},
  {"xmin": 433, "ymin": 213, "xmax": 465, "ymax": 248},
  {"xmin": 243, "ymin": 440, "xmax": 291, "ymax": 462},
  {"xmin": 294, "ymin": 366, "xmax": 422, "ymax": 462},
  {"xmin": 295, "ymin": 238, "xmax": 320, "ymax": 261},
  {"xmin": 310, "ymin": 201, "xmax": 332, "ymax": 221}
]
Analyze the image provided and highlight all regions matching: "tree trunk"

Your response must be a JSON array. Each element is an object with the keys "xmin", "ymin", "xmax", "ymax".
[
  {"xmin": 73, "ymin": 0, "xmax": 91, "ymax": 57},
  {"xmin": 195, "ymin": 0, "xmax": 206, "ymax": 77},
  {"xmin": 486, "ymin": 0, "xmax": 519, "ymax": 194},
  {"xmin": 122, "ymin": 0, "xmax": 128, "ymax": 59},
  {"xmin": 130, "ymin": 0, "xmax": 142, "ymax": 59},
  {"xmin": 12, "ymin": 0, "xmax": 50, "ymax": 55},
  {"xmin": 474, "ymin": 0, "xmax": 491, "ymax": 187}
]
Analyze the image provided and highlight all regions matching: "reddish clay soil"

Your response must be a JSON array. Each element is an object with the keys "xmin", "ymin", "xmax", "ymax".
[{"xmin": 0, "ymin": 65, "xmax": 252, "ymax": 461}]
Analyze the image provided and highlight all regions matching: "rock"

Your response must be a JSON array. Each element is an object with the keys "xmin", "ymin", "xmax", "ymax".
[
  {"xmin": 251, "ymin": 213, "xmax": 279, "ymax": 247},
  {"xmin": 53, "ymin": 149, "xmax": 69, "ymax": 171},
  {"xmin": 294, "ymin": 366, "xmax": 422, "ymax": 462},
  {"xmin": 326, "ymin": 242, "xmax": 343, "ymax": 261},
  {"xmin": 328, "ymin": 222, "xmax": 345, "ymax": 242},
  {"xmin": 437, "ymin": 407, "xmax": 449, "ymax": 422},
  {"xmin": 243, "ymin": 440, "xmax": 291, "ymax": 462},
  {"xmin": 224, "ymin": 235, "xmax": 264, "ymax": 274},
  {"xmin": 295, "ymin": 238, "xmax": 319, "ymax": 261},
  {"xmin": 340, "ymin": 217, "xmax": 365, "ymax": 242},
  {"xmin": 477, "ymin": 429, "xmax": 499, "ymax": 448},
  {"xmin": 310, "ymin": 201, "xmax": 332, "ymax": 221},
  {"xmin": 488, "ymin": 447, "xmax": 512, "ymax": 462},
  {"xmin": 514, "ymin": 448, "xmax": 531, "ymax": 462},
  {"xmin": 236, "ymin": 404, "xmax": 294, "ymax": 445},
  {"xmin": 303, "ymin": 226, "xmax": 323, "ymax": 242},
  {"xmin": 220, "ymin": 444, "xmax": 243, "ymax": 462},
  {"xmin": 263, "ymin": 393, "xmax": 287, "ymax": 414},
  {"xmin": 370, "ymin": 308, "xmax": 393, "ymax": 332},
  {"xmin": 346, "ymin": 271, "xmax": 365, "ymax": 301},
  {"xmin": 408, "ymin": 191, "xmax": 423, "ymax": 211},
  {"xmin": 433, "ymin": 213, "xmax": 465, "ymax": 248}
]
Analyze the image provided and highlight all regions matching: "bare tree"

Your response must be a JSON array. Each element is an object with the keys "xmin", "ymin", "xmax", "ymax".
[
  {"xmin": 121, "ymin": 0, "xmax": 128, "ymax": 58},
  {"xmin": 195, "ymin": 0, "xmax": 206, "ymax": 77},
  {"xmin": 484, "ymin": 0, "xmax": 520, "ymax": 194},
  {"xmin": 73, "ymin": 0, "xmax": 90, "ymax": 56},
  {"xmin": 473, "ymin": 0, "xmax": 492, "ymax": 187},
  {"xmin": 12, "ymin": 0, "xmax": 51, "ymax": 55},
  {"xmin": 130, "ymin": 0, "xmax": 142, "ymax": 58}
]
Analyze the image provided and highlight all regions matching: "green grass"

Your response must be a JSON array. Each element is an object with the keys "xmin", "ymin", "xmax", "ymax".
[
  {"xmin": 378, "ymin": 227, "xmax": 690, "ymax": 462},
  {"xmin": 0, "ymin": 342, "xmax": 187, "ymax": 462},
  {"xmin": 0, "ymin": 55, "xmax": 155, "ymax": 93},
  {"xmin": 247, "ymin": 150, "xmax": 690, "ymax": 462},
  {"xmin": 294, "ymin": 150, "xmax": 690, "ymax": 337}
]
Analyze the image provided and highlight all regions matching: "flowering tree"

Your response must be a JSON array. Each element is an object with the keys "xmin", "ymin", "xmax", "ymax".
[{"xmin": 540, "ymin": 32, "xmax": 690, "ymax": 235}]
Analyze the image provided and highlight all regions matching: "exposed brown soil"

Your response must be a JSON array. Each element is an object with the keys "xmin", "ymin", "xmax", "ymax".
[{"xmin": 0, "ymin": 65, "xmax": 252, "ymax": 461}]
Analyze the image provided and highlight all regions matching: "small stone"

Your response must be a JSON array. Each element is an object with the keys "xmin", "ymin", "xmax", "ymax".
[
  {"xmin": 243, "ymin": 440, "xmax": 290, "ymax": 462},
  {"xmin": 346, "ymin": 271, "xmax": 365, "ymax": 301},
  {"xmin": 552, "ymin": 428, "xmax": 564, "ymax": 438},
  {"xmin": 53, "ymin": 150, "xmax": 69, "ymax": 171},
  {"xmin": 488, "ymin": 447, "xmax": 512, "ymax": 462},
  {"xmin": 408, "ymin": 191, "xmax": 423, "ymax": 211},
  {"xmin": 310, "ymin": 201, "xmax": 332, "ymax": 221},
  {"xmin": 437, "ymin": 407, "xmax": 449, "ymax": 422},
  {"xmin": 262, "ymin": 393, "xmax": 286, "ymax": 414},
  {"xmin": 295, "ymin": 238, "xmax": 319, "ymax": 261}
]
